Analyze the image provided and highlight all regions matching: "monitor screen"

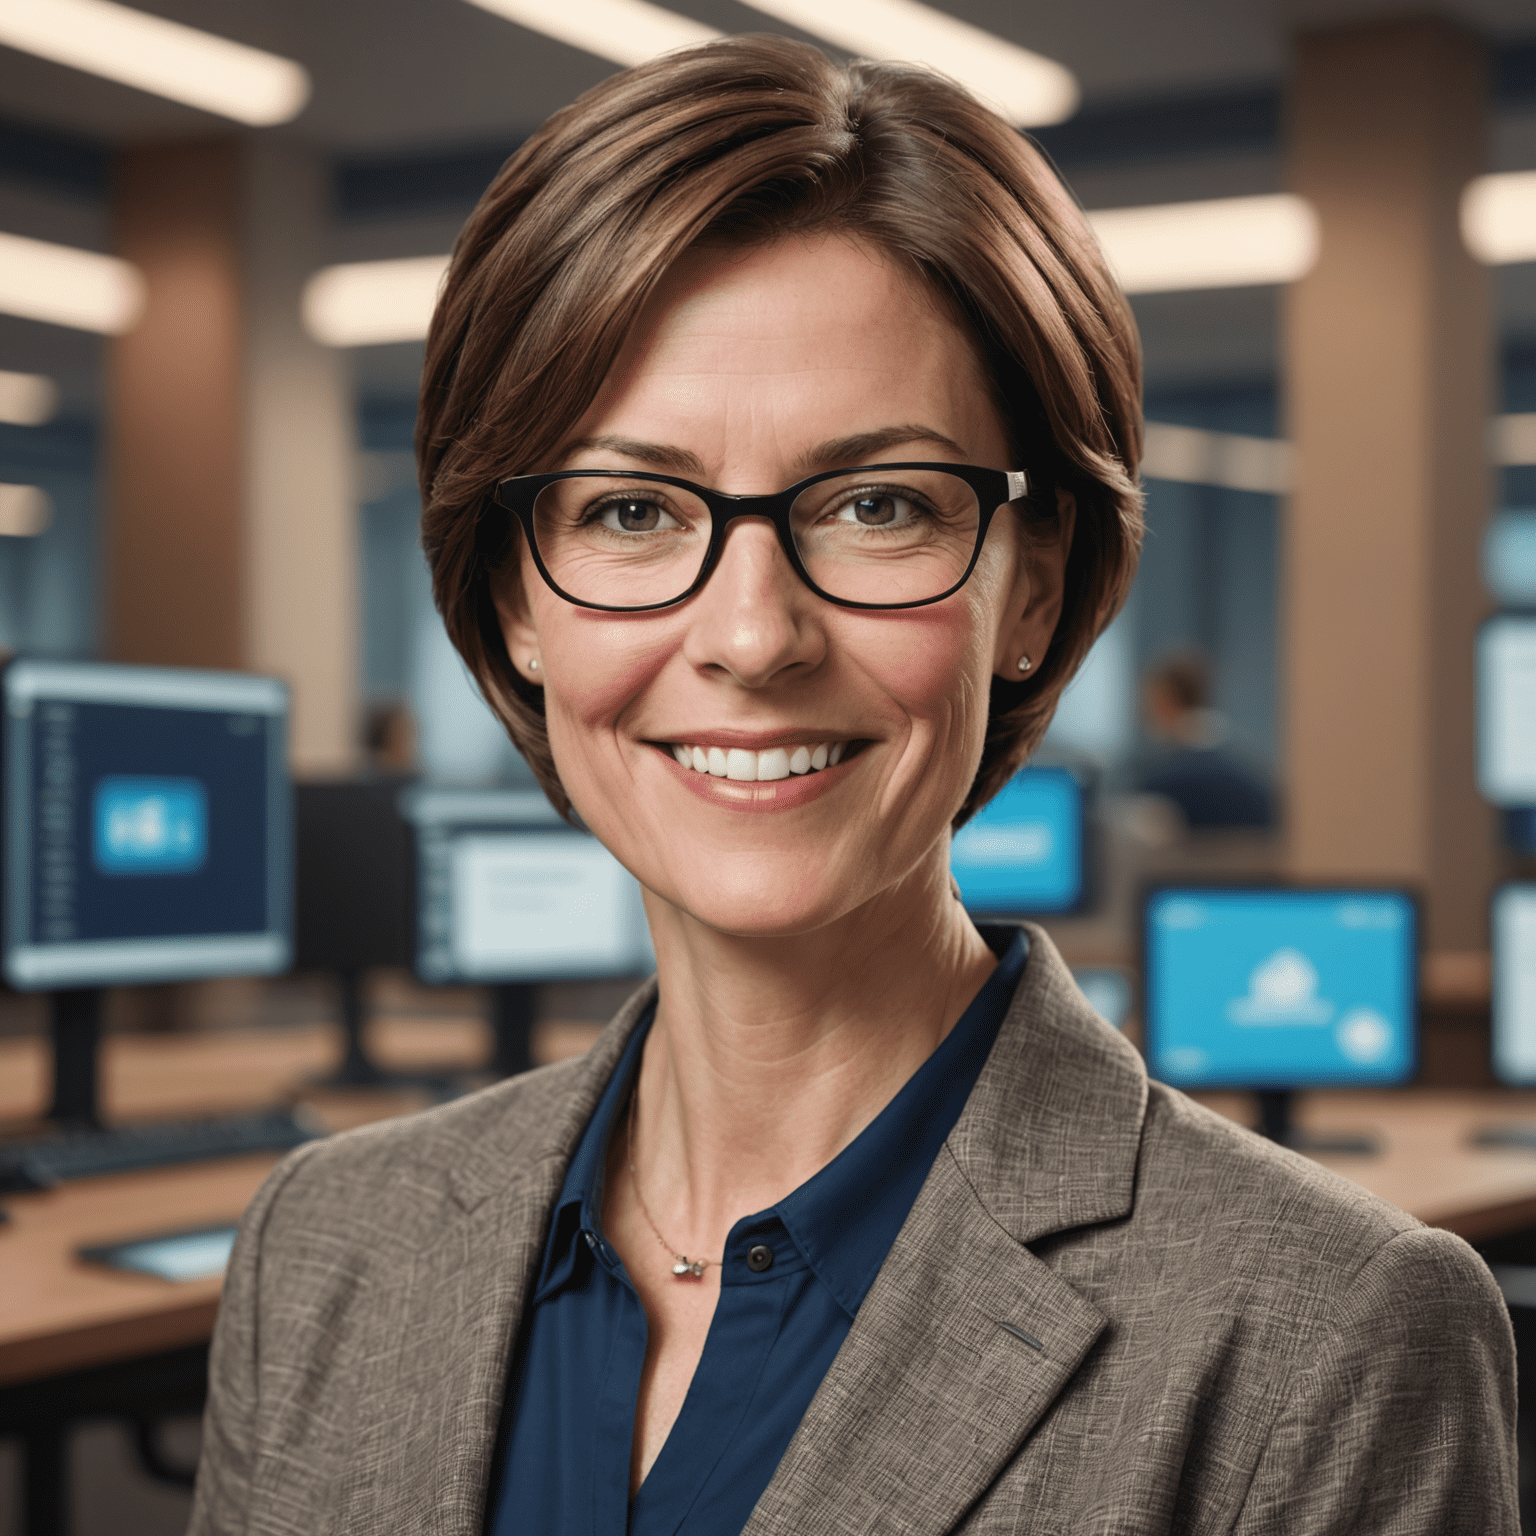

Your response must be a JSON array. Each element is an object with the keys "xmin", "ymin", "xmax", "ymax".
[
  {"xmin": 950, "ymin": 766, "xmax": 1084, "ymax": 914},
  {"xmin": 1143, "ymin": 886, "xmax": 1416, "ymax": 1090},
  {"xmin": 2, "ymin": 659, "xmax": 290, "ymax": 989},
  {"xmin": 405, "ymin": 788, "xmax": 653, "ymax": 984},
  {"xmin": 1477, "ymin": 615, "xmax": 1536, "ymax": 807},
  {"xmin": 1493, "ymin": 883, "xmax": 1536, "ymax": 1086}
]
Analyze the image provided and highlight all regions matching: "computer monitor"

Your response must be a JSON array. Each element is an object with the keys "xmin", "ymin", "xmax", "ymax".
[
  {"xmin": 403, "ymin": 788, "xmax": 653, "ymax": 1073},
  {"xmin": 1477, "ymin": 615, "xmax": 1536, "ymax": 808},
  {"xmin": 0, "ymin": 657, "xmax": 292, "ymax": 1149},
  {"xmin": 1142, "ymin": 885, "xmax": 1417, "ymax": 1151},
  {"xmin": 950, "ymin": 766, "xmax": 1085, "ymax": 915},
  {"xmin": 3, "ymin": 659, "xmax": 290, "ymax": 991},
  {"xmin": 1492, "ymin": 884, "xmax": 1536, "ymax": 1087},
  {"xmin": 294, "ymin": 778, "xmax": 422, "ymax": 1089}
]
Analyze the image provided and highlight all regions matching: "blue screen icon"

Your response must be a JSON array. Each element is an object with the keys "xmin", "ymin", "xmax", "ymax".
[
  {"xmin": 93, "ymin": 777, "xmax": 209, "ymax": 876},
  {"xmin": 951, "ymin": 767, "xmax": 1083, "ymax": 913},
  {"xmin": 1145, "ymin": 888, "xmax": 1416, "ymax": 1089}
]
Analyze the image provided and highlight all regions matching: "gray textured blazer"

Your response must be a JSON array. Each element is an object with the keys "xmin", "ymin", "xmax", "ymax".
[{"xmin": 190, "ymin": 927, "xmax": 1519, "ymax": 1535}]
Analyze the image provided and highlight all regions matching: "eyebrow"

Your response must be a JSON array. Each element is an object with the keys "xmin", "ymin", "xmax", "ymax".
[{"xmin": 556, "ymin": 424, "xmax": 971, "ymax": 482}]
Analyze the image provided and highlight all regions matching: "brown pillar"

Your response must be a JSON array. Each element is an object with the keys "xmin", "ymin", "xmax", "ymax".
[
  {"xmin": 107, "ymin": 140, "xmax": 245, "ymax": 670},
  {"xmin": 1283, "ymin": 16, "xmax": 1495, "ymax": 952},
  {"xmin": 105, "ymin": 138, "xmax": 357, "ymax": 772}
]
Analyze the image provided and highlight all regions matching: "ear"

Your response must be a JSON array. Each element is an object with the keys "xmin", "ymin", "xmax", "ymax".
[
  {"xmin": 490, "ymin": 538, "xmax": 544, "ymax": 685},
  {"xmin": 992, "ymin": 487, "xmax": 1076, "ymax": 681}
]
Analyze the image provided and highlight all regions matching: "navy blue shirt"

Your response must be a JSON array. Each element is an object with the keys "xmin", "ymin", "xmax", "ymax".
[{"xmin": 489, "ymin": 928, "xmax": 1027, "ymax": 1536}]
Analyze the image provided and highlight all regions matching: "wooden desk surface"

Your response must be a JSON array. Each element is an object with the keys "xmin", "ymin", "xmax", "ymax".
[
  {"xmin": 8, "ymin": 1022, "xmax": 1536, "ymax": 1388},
  {"xmin": 0, "ymin": 1016, "xmax": 524, "ymax": 1387}
]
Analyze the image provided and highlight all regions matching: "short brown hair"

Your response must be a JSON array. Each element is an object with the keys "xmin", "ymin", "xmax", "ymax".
[{"xmin": 418, "ymin": 34, "xmax": 1143, "ymax": 825}]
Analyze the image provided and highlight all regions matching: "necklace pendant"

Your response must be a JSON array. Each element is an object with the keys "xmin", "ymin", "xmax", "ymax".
[{"xmin": 672, "ymin": 1256, "xmax": 706, "ymax": 1278}]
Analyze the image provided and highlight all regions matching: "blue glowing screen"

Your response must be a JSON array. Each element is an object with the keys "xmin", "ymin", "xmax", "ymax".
[
  {"xmin": 1144, "ymin": 888, "xmax": 1416, "ymax": 1089},
  {"xmin": 94, "ymin": 777, "xmax": 208, "ymax": 875},
  {"xmin": 950, "ymin": 767, "xmax": 1083, "ymax": 914}
]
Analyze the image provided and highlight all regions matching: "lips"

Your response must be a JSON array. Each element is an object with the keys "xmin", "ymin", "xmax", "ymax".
[{"xmin": 666, "ymin": 741, "xmax": 849, "ymax": 782}]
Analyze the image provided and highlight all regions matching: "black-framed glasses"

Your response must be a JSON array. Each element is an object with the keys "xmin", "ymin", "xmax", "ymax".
[{"xmin": 492, "ymin": 462, "xmax": 1031, "ymax": 613}]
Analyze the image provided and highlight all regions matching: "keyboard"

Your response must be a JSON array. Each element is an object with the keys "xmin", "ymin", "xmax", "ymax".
[{"xmin": 0, "ymin": 1108, "xmax": 319, "ymax": 1191}]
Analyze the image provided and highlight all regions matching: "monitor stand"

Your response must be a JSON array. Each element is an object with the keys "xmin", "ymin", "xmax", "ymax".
[
  {"xmin": 489, "ymin": 983, "xmax": 537, "ymax": 1078},
  {"xmin": 309, "ymin": 970, "xmax": 460, "ymax": 1095},
  {"xmin": 0, "ymin": 989, "xmax": 315, "ymax": 1192},
  {"xmin": 1255, "ymin": 1090, "xmax": 1379, "ymax": 1156}
]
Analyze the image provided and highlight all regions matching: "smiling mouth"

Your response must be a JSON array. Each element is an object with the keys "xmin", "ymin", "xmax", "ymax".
[{"xmin": 655, "ymin": 740, "xmax": 859, "ymax": 782}]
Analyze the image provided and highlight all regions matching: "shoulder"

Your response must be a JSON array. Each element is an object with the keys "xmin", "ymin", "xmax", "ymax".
[
  {"xmin": 242, "ymin": 989, "xmax": 651, "ymax": 1257},
  {"xmin": 1111, "ymin": 1082, "xmax": 1500, "ymax": 1333}
]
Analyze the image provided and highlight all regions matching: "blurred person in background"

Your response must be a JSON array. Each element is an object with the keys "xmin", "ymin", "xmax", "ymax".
[
  {"xmin": 190, "ymin": 36, "xmax": 1515, "ymax": 1536},
  {"xmin": 1138, "ymin": 648, "xmax": 1274, "ymax": 831}
]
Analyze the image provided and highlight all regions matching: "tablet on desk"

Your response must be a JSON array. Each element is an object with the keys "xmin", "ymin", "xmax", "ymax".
[{"xmin": 79, "ymin": 1222, "xmax": 239, "ymax": 1282}]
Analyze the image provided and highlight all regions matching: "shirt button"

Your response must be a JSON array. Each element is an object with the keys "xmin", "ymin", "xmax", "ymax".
[
  {"xmin": 584, "ymin": 1231, "xmax": 599, "ymax": 1251},
  {"xmin": 747, "ymin": 1243, "xmax": 774, "ymax": 1273}
]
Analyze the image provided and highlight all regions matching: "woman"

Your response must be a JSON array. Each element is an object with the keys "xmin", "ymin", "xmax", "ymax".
[{"xmin": 192, "ymin": 36, "xmax": 1516, "ymax": 1536}]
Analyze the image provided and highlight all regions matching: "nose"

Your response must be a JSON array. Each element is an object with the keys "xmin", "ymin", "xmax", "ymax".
[{"xmin": 680, "ymin": 516, "xmax": 826, "ymax": 687}]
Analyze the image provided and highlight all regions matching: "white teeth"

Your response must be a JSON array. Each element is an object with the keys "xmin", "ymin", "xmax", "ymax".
[{"xmin": 671, "ymin": 741, "xmax": 851, "ymax": 780}]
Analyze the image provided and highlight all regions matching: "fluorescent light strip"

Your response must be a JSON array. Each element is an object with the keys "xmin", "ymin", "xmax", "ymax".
[
  {"xmin": 0, "ymin": 0, "xmax": 309, "ymax": 126},
  {"xmin": 1087, "ymin": 194, "xmax": 1319, "ymax": 295},
  {"xmin": 0, "ymin": 232, "xmax": 145, "ymax": 334},
  {"xmin": 1145, "ymin": 412, "xmax": 1536, "ymax": 495},
  {"xmin": 1463, "ymin": 172, "xmax": 1536, "ymax": 266},
  {"xmin": 462, "ymin": 0, "xmax": 721, "ymax": 68},
  {"xmin": 1142, "ymin": 423, "xmax": 1293, "ymax": 495},
  {"xmin": 1492, "ymin": 414, "xmax": 1536, "ymax": 468},
  {"xmin": 302, "ymin": 256, "xmax": 452, "ymax": 348},
  {"xmin": 0, "ymin": 369, "xmax": 57, "ymax": 426},
  {"xmin": 736, "ymin": 0, "xmax": 1076, "ymax": 127},
  {"xmin": 0, "ymin": 485, "xmax": 52, "ymax": 538}
]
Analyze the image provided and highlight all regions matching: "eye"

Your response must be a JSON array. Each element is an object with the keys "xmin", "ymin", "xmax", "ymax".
[
  {"xmin": 829, "ymin": 491, "xmax": 924, "ymax": 528},
  {"xmin": 591, "ymin": 497, "xmax": 683, "ymax": 534}
]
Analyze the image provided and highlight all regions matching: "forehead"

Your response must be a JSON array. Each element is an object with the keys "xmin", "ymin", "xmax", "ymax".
[{"xmin": 569, "ymin": 233, "xmax": 997, "ymax": 461}]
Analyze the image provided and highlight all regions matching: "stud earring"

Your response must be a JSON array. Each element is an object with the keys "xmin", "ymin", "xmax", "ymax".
[
  {"xmin": 1016, "ymin": 654, "xmax": 1033, "ymax": 673},
  {"xmin": 528, "ymin": 658, "xmax": 540, "ymax": 673}
]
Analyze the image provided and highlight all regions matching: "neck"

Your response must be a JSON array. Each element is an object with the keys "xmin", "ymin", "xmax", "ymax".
[{"xmin": 625, "ymin": 845, "xmax": 998, "ymax": 1258}]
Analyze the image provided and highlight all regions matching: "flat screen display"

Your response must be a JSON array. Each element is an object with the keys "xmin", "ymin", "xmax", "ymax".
[
  {"xmin": 1477, "ymin": 615, "xmax": 1536, "ymax": 807},
  {"xmin": 1493, "ymin": 883, "xmax": 1536, "ymax": 1086},
  {"xmin": 2, "ymin": 660, "xmax": 290, "ymax": 989},
  {"xmin": 405, "ymin": 788, "xmax": 652, "ymax": 984},
  {"xmin": 950, "ymin": 766, "xmax": 1084, "ymax": 914},
  {"xmin": 1143, "ymin": 887, "xmax": 1416, "ymax": 1090}
]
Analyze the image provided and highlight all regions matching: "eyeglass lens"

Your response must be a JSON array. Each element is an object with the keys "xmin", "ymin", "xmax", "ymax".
[{"xmin": 529, "ymin": 470, "xmax": 983, "ymax": 607}]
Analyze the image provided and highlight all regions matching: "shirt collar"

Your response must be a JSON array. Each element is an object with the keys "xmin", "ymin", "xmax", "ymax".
[
  {"xmin": 769, "ymin": 927, "xmax": 1027, "ymax": 1318},
  {"xmin": 533, "ymin": 927, "xmax": 1028, "ymax": 1312}
]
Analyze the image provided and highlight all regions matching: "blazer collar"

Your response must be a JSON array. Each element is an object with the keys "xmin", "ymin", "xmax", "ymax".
[
  {"xmin": 743, "ymin": 924, "xmax": 1149, "ymax": 1536},
  {"xmin": 950, "ymin": 921, "xmax": 1148, "ymax": 1244}
]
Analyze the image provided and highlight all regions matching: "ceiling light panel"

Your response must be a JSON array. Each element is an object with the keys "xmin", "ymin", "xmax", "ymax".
[
  {"xmin": 303, "ymin": 257, "xmax": 453, "ymax": 348},
  {"xmin": 735, "ymin": 0, "xmax": 1077, "ymax": 127},
  {"xmin": 0, "ymin": 485, "xmax": 53, "ymax": 538},
  {"xmin": 1087, "ymin": 194, "xmax": 1319, "ymax": 295},
  {"xmin": 0, "ymin": 232, "xmax": 146, "ymax": 334},
  {"xmin": 462, "ymin": 0, "xmax": 721, "ymax": 69},
  {"xmin": 0, "ymin": 0, "xmax": 310, "ymax": 126},
  {"xmin": 0, "ymin": 370, "xmax": 59, "ymax": 427},
  {"xmin": 1462, "ymin": 172, "xmax": 1536, "ymax": 266}
]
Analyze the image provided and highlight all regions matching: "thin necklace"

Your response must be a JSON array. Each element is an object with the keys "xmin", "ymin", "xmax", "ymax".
[{"xmin": 626, "ymin": 1083, "xmax": 721, "ymax": 1280}]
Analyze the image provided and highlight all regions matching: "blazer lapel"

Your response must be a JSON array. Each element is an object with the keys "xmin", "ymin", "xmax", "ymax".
[
  {"xmin": 742, "ymin": 1147, "xmax": 1107, "ymax": 1536},
  {"xmin": 329, "ymin": 983, "xmax": 657, "ymax": 1536},
  {"xmin": 744, "ymin": 926, "xmax": 1148, "ymax": 1536}
]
